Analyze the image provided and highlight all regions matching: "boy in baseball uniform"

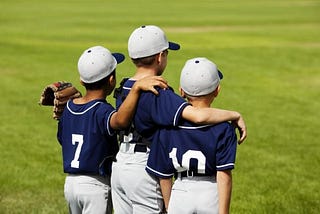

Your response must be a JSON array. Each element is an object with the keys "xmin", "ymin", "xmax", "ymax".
[
  {"xmin": 57, "ymin": 45, "xmax": 167, "ymax": 214},
  {"xmin": 147, "ymin": 57, "xmax": 237, "ymax": 214},
  {"xmin": 111, "ymin": 25, "xmax": 246, "ymax": 213}
]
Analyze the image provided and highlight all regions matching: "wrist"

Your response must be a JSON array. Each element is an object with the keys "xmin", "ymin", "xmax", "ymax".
[
  {"xmin": 131, "ymin": 82, "xmax": 141, "ymax": 94},
  {"xmin": 234, "ymin": 111, "xmax": 241, "ymax": 120}
]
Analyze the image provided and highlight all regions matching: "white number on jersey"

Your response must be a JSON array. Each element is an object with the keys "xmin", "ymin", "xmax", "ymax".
[
  {"xmin": 70, "ymin": 134, "xmax": 84, "ymax": 168},
  {"xmin": 169, "ymin": 147, "xmax": 206, "ymax": 173}
]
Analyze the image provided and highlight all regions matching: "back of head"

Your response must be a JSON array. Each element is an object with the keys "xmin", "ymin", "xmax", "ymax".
[
  {"xmin": 78, "ymin": 46, "xmax": 125, "ymax": 84},
  {"xmin": 180, "ymin": 57, "xmax": 223, "ymax": 96},
  {"xmin": 128, "ymin": 25, "xmax": 180, "ymax": 59}
]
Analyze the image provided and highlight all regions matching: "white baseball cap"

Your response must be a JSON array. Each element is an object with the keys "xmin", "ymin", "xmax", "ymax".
[
  {"xmin": 78, "ymin": 46, "xmax": 125, "ymax": 83},
  {"xmin": 128, "ymin": 25, "xmax": 180, "ymax": 59},
  {"xmin": 180, "ymin": 57, "xmax": 223, "ymax": 96}
]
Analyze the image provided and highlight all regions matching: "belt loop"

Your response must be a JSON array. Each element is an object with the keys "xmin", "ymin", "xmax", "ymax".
[
  {"xmin": 177, "ymin": 172, "xmax": 182, "ymax": 180},
  {"xmin": 187, "ymin": 171, "xmax": 193, "ymax": 178}
]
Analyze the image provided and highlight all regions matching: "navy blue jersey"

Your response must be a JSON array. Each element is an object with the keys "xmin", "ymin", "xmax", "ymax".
[
  {"xmin": 146, "ymin": 120, "xmax": 237, "ymax": 178},
  {"xmin": 116, "ymin": 79, "xmax": 189, "ymax": 143},
  {"xmin": 57, "ymin": 99, "xmax": 119, "ymax": 176}
]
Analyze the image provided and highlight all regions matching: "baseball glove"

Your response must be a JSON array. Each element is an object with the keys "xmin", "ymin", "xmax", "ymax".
[{"xmin": 39, "ymin": 81, "xmax": 82, "ymax": 120}]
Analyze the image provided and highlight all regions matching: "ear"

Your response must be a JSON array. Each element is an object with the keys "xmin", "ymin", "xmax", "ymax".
[
  {"xmin": 179, "ymin": 87, "xmax": 186, "ymax": 98},
  {"xmin": 108, "ymin": 74, "xmax": 116, "ymax": 86},
  {"xmin": 156, "ymin": 52, "xmax": 162, "ymax": 64},
  {"xmin": 213, "ymin": 85, "xmax": 221, "ymax": 97},
  {"xmin": 109, "ymin": 73, "xmax": 114, "ymax": 82}
]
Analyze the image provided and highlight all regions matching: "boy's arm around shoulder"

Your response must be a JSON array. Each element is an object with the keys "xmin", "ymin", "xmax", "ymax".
[
  {"xmin": 110, "ymin": 76, "xmax": 168, "ymax": 130},
  {"xmin": 181, "ymin": 106, "xmax": 247, "ymax": 144}
]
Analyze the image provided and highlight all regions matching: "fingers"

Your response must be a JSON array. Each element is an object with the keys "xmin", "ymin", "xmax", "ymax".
[
  {"xmin": 149, "ymin": 87, "xmax": 159, "ymax": 95},
  {"xmin": 237, "ymin": 126, "xmax": 247, "ymax": 144},
  {"xmin": 136, "ymin": 76, "xmax": 169, "ymax": 94},
  {"xmin": 231, "ymin": 115, "xmax": 247, "ymax": 145},
  {"xmin": 157, "ymin": 81, "xmax": 168, "ymax": 89},
  {"xmin": 237, "ymin": 129, "xmax": 246, "ymax": 144},
  {"xmin": 148, "ymin": 76, "xmax": 168, "ymax": 89},
  {"xmin": 150, "ymin": 75, "xmax": 168, "ymax": 83}
]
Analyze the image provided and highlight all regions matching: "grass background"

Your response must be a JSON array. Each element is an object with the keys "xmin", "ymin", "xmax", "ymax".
[{"xmin": 1, "ymin": 0, "xmax": 319, "ymax": 213}]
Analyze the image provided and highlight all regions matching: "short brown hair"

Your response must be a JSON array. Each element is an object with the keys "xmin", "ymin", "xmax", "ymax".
[
  {"xmin": 131, "ymin": 54, "xmax": 158, "ymax": 66},
  {"xmin": 83, "ymin": 71, "xmax": 115, "ymax": 90}
]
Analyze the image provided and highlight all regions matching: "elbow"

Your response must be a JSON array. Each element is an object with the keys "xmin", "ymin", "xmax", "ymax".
[
  {"xmin": 111, "ymin": 114, "xmax": 131, "ymax": 130},
  {"xmin": 182, "ymin": 106, "xmax": 210, "ymax": 125},
  {"xmin": 115, "ymin": 119, "xmax": 130, "ymax": 129},
  {"xmin": 191, "ymin": 114, "xmax": 209, "ymax": 124},
  {"xmin": 182, "ymin": 106, "xmax": 208, "ymax": 125}
]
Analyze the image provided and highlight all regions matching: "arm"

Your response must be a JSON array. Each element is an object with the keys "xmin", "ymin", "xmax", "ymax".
[
  {"xmin": 110, "ymin": 76, "xmax": 168, "ymax": 129},
  {"xmin": 217, "ymin": 170, "xmax": 232, "ymax": 214},
  {"xmin": 181, "ymin": 106, "xmax": 247, "ymax": 144},
  {"xmin": 159, "ymin": 178, "xmax": 173, "ymax": 212}
]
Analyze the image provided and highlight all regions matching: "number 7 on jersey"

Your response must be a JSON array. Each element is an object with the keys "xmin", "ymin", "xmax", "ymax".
[{"xmin": 71, "ymin": 134, "xmax": 84, "ymax": 168}]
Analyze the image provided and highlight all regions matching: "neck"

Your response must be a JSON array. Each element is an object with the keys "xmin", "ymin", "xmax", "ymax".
[
  {"xmin": 187, "ymin": 96, "xmax": 214, "ymax": 108},
  {"xmin": 132, "ymin": 66, "xmax": 160, "ymax": 80},
  {"xmin": 74, "ymin": 90, "xmax": 106, "ymax": 104}
]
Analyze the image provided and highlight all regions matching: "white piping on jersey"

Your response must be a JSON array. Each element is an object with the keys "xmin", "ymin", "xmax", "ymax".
[
  {"xmin": 67, "ymin": 101, "xmax": 103, "ymax": 115},
  {"xmin": 123, "ymin": 86, "xmax": 131, "ymax": 90},
  {"xmin": 146, "ymin": 165, "xmax": 174, "ymax": 177},
  {"xmin": 178, "ymin": 124, "xmax": 212, "ymax": 129},
  {"xmin": 216, "ymin": 163, "xmax": 234, "ymax": 169},
  {"xmin": 173, "ymin": 103, "xmax": 188, "ymax": 126},
  {"xmin": 107, "ymin": 110, "xmax": 116, "ymax": 136}
]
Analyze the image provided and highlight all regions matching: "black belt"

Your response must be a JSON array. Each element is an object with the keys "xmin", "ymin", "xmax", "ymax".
[
  {"xmin": 134, "ymin": 144, "xmax": 148, "ymax": 153},
  {"xmin": 175, "ymin": 171, "xmax": 212, "ymax": 178}
]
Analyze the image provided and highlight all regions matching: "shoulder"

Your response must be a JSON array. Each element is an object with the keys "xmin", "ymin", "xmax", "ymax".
[
  {"xmin": 212, "ymin": 121, "xmax": 235, "ymax": 133},
  {"xmin": 157, "ymin": 86, "xmax": 180, "ymax": 97},
  {"xmin": 122, "ymin": 79, "xmax": 135, "ymax": 89},
  {"xmin": 69, "ymin": 99, "xmax": 114, "ymax": 116},
  {"xmin": 66, "ymin": 99, "xmax": 107, "ymax": 113},
  {"xmin": 95, "ymin": 100, "xmax": 115, "ymax": 114},
  {"xmin": 152, "ymin": 87, "xmax": 187, "ymax": 108},
  {"xmin": 212, "ymin": 122, "xmax": 238, "ymax": 146},
  {"xmin": 195, "ymin": 122, "xmax": 237, "ymax": 141},
  {"xmin": 140, "ymin": 85, "xmax": 187, "ymax": 109}
]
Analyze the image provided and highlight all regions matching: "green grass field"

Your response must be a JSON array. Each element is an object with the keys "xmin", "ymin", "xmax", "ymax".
[{"xmin": 1, "ymin": 0, "xmax": 319, "ymax": 213}]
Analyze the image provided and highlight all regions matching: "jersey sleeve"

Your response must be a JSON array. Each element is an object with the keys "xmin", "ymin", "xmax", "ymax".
[
  {"xmin": 215, "ymin": 123, "xmax": 238, "ymax": 171},
  {"xmin": 96, "ymin": 102, "xmax": 116, "ymax": 136},
  {"xmin": 146, "ymin": 132, "xmax": 175, "ymax": 178},
  {"xmin": 146, "ymin": 88, "xmax": 189, "ymax": 127}
]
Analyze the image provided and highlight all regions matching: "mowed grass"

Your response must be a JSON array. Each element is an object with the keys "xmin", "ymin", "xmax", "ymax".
[{"xmin": 1, "ymin": 0, "xmax": 319, "ymax": 213}]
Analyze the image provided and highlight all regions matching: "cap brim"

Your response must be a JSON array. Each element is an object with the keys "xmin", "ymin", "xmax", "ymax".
[
  {"xmin": 112, "ymin": 53, "xmax": 125, "ymax": 64},
  {"xmin": 168, "ymin": 42, "xmax": 180, "ymax": 50},
  {"xmin": 218, "ymin": 70, "xmax": 223, "ymax": 80}
]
